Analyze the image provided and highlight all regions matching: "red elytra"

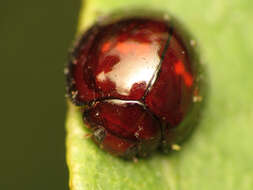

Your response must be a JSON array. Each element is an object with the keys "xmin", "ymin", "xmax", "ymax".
[{"xmin": 66, "ymin": 17, "xmax": 198, "ymax": 158}]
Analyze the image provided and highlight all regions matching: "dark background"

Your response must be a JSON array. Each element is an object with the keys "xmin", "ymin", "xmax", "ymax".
[{"xmin": 0, "ymin": 0, "xmax": 80, "ymax": 189}]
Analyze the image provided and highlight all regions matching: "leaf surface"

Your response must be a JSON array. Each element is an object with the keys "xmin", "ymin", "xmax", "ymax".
[{"xmin": 66, "ymin": 0, "xmax": 253, "ymax": 189}]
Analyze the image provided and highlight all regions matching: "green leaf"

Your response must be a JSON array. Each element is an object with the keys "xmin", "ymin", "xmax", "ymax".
[{"xmin": 66, "ymin": 0, "xmax": 253, "ymax": 189}]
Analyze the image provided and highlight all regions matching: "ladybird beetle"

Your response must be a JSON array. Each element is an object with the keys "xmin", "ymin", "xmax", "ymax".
[{"xmin": 66, "ymin": 14, "xmax": 201, "ymax": 158}]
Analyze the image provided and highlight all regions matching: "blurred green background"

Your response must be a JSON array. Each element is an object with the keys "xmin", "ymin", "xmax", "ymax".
[{"xmin": 0, "ymin": 0, "xmax": 80, "ymax": 189}]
